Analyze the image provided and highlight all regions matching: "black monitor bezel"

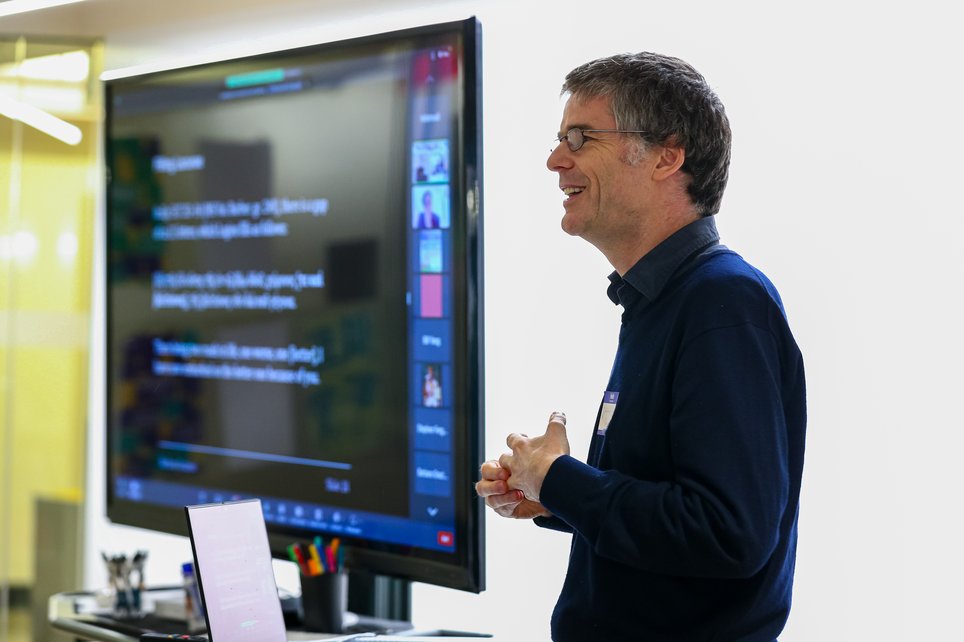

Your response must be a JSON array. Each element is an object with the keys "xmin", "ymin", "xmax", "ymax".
[{"xmin": 103, "ymin": 16, "xmax": 484, "ymax": 593}]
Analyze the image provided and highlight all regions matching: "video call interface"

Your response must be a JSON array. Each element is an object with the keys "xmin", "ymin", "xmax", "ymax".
[{"xmin": 108, "ymin": 38, "xmax": 464, "ymax": 554}]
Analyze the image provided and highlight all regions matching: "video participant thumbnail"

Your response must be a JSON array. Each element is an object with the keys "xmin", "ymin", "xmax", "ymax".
[
  {"xmin": 421, "ymin": 362, "xmax": 443, "ymax": 408},
  {"xmin": 412, "ymin": 361, "xmax": 450, "ymax": 414},
  {"xmin": 418, "ymin": 274, "xmax": 447, "ymax": 318},
  {"xmin": 413, "ymin": 319, "xmax": 450, "ymax": 363},
  {"xmin": 412, "ymin": 185, "xmax": 449, "ymax": 230},
  {"xmin": 412, "ymin": 139, "xmax": 450, "ymax": 184},
  {"xmin": 419, "ymin": 230, "xmax": 443, "ymax": 273}
]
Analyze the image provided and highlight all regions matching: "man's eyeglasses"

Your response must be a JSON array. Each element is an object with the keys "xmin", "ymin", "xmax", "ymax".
[{"xmin": 554, "ymin": 127, "xmax": 648, "ymax": 152}]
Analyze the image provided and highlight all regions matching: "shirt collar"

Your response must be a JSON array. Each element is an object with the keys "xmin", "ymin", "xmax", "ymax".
[{"xmin": 606, "ymin": 216, "xmax": 720, "ymax": 306}]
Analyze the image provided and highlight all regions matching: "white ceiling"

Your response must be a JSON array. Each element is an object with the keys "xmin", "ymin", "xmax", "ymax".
[
  {"xmin": 1, "ymin": 0, "xmax": 461, "ymax": 73},
  {"xmin": 0, "ymin": 0, "xmax": 417, "ymax": 39}
]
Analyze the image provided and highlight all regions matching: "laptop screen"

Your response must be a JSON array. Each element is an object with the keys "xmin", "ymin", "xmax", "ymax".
[{"xmin": 186, "ymin": 499, "xmax": 288, "ymax": 642}]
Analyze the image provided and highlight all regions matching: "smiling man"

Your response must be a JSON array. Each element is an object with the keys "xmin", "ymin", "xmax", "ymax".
[{"xmin": 476, "ymin": 53, "xmax": 807, "ymax": 641}]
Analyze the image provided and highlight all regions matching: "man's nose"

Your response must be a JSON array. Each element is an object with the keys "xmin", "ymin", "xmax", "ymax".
[{"xmin": 547, "ymin": 139, "xmax": 573, "ymax": 172}]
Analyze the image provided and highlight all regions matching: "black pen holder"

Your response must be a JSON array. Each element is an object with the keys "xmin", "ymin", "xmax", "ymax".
[{"xmin": 300, "ymin": 572, "xmax": 347, "ymax": 633}]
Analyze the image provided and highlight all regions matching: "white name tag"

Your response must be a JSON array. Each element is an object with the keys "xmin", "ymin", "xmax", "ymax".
[{"xmin": 596, "ymin": 390, "xmax": 619, "ymax": 436}]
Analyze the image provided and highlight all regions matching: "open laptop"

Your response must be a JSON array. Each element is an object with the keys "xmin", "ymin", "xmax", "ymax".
[
  {"xmin": 185, "ymin": 498, "xmax": 342, "ymax": 641},
  {"xmin": 185, "ymin": 499, "xmax": 490, "ymax": 642}
]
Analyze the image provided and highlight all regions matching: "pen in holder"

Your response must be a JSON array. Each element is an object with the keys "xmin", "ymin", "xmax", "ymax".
[
  {"xmin": 300, "ymin": 570, "xmax": 347, "ymax": 633},
  {"xmin": 291, "ymin": 537, "xmax": 346, "ymax": 633},
  {"xmin": 102, "ymin": 550, "xmax": 147, "ymax": 618}
]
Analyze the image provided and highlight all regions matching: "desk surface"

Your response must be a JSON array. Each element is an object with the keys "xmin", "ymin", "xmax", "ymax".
[
  {"xmin": 50, "ymin": 588, "xmax": 186, "ymax": 642},
  {"xmin": 49, "ymin": 589, "xmax": 491, "ymax": 641},
  {"xmin": 48, "ymin": 588, "xmax": 361, "ymax": 641}
]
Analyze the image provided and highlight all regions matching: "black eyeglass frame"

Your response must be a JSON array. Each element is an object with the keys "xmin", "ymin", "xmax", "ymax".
[{"xmin": 554, "ymin": 127, "xmax": 649, "ymax": 152}]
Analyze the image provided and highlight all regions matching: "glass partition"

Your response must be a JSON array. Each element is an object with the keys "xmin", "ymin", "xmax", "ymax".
[{"xmin": 0, "ymin": 35, "xmax": 101, "ymax": 642}]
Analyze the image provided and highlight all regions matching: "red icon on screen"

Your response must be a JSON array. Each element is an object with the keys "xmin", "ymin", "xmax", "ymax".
[{"xmin": 437, "ymin": 531, "xmax": 454, "ymax": 547}]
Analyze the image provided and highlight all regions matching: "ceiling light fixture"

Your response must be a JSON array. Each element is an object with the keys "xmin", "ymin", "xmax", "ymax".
[
  {"xmin": 0, "ymin": 0, "xmax": 88, "ymax": 18},
  {"xmin": 0, "ymin": 94, "xmax": 82, "ymax": 145},
  {"xmin": 1, "ymin": 50, "xmax": 91, "ymax": 83}
]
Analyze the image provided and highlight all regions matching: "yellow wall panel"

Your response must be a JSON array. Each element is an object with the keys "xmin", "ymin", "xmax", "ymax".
[
  {"xmin": 7, "ymin": 346, "xmax": 86, "ymax": 580},
  {"xmin": 11, "ymin": 124, "xmax": 95, "ymax": 313},
  {"xmin": 1, "ymin": 39, "xmax": 98, "ymax": 587}
]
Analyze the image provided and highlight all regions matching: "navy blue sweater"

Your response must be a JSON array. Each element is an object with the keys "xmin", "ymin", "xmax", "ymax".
[{"xmin": 537, "ymin": 217, "xmax": 806, "ymax": 641}]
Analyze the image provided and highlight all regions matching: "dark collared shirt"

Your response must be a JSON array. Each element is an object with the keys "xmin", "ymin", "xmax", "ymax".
[
  {"xmin": 607, "ymin": 214, "xmax": 721, "ymax": 310},
  {"xmin": 538, "ymin": 216, "xmax": 807, "ymax": 642}
]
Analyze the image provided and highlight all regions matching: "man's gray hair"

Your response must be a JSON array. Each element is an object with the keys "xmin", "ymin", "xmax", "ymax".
[{"xmin": 562, "ymin": 52, "xmax": 731, "ymax": 216}]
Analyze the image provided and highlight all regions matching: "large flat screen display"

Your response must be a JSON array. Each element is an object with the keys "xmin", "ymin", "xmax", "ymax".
[{"xmin": 105, "ymin": 18, "xmax": 483, "ymax": 592}]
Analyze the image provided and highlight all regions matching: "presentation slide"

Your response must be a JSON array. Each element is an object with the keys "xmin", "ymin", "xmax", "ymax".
[
  {"xmin": 109, "ymin": 61, "xmax": 412, "ymax": 517},
  {"xmin": 107, "ymin": 40, "xmax": 467, "ymax": 557}
]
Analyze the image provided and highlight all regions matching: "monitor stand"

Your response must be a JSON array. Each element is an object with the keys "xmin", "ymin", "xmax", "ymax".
[
  {"xmin": 280, "ymin": 571, "xmax": 410, "ymax": 635},
  {"xmin": 347, "ymin": 570, "xmax": 411, "ymax": 629}
]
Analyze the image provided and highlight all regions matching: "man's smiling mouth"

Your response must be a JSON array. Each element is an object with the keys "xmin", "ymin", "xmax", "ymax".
[{"xmin": 562, "ymin": 186, "xmax": 585, "ymax": 199}]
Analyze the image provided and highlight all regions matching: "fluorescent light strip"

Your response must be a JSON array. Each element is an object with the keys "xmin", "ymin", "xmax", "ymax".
[
  {"xmin": 14, "ymin": 50, "xmax": 91, "ymax": 82},
  {"xmin": 0, "ymin": 95, "xmax": 82, "ymax": 145},
  {"xmin": 0, "ymin": 0, "xmax": 88, "ymax": 18}
]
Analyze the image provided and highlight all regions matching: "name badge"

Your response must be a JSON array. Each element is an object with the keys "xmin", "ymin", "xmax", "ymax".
[{"xmin": 596, "ymin": 390, "xmax": 619, "ymax": 436}]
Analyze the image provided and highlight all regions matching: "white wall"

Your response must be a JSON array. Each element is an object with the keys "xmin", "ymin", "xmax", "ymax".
[{"xmin": 23, "ymin": 0, "xmax": 960, "ymax": 639}]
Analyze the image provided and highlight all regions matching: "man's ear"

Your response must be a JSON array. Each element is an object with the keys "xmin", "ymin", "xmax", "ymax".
[{"xmin": 652, "ymin": 139, "xmax": 686, "ymax": 182}]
